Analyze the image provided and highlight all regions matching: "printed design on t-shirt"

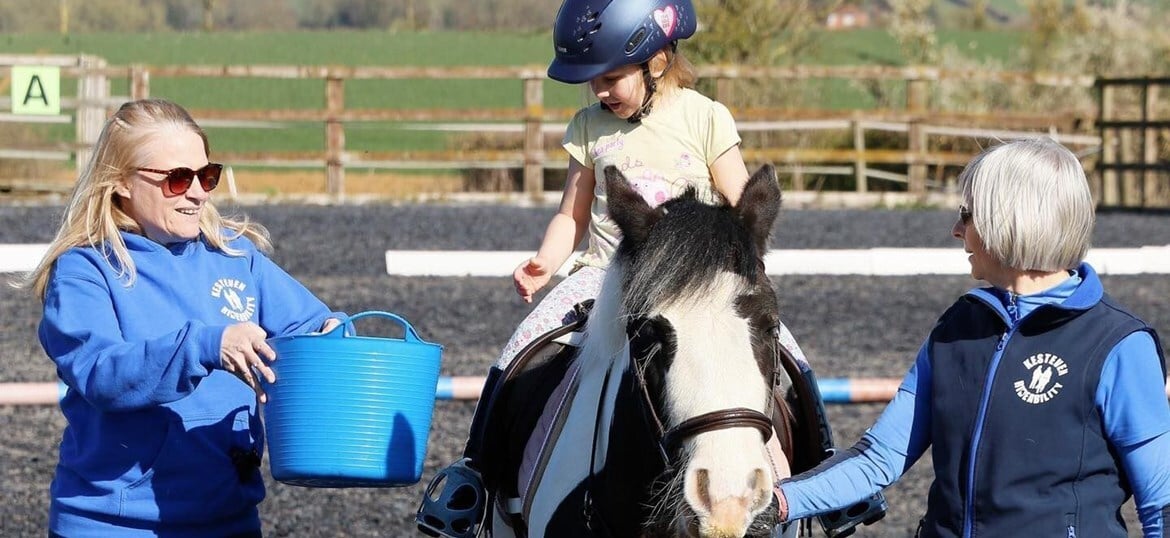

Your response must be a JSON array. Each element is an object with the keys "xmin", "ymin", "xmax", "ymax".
[
  {"xmin": 1012, "ymin": 352, "xmax": 1068, "ymax": 404},
  {"xmin": 591, "ymin": 135, "xmax": 625, "ymax": 161},
  {"xmin": 211, "ymin": 278, "xmax": 257, "ymax": 322},
  {"xmin": 627, "ymin": 170, "xmax": 671, "ymax": 208},
  {"xmin": 616, "ymin": 154, "xmax": 644, "ymax": 172},
  {"xmin": 675, "ymin": 152, "xmax": 695, "ymax": 170}
]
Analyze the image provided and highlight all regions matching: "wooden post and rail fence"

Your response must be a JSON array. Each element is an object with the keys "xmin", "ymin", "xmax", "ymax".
[{"xmin": 2, "ymin": 54, "xmax": 1167, "ymax": 207}]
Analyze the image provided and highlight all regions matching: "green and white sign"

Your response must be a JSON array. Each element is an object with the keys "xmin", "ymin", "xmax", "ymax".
[{"xmin": 11, "ymin": 66, "xmax": 61, "ymax": 115}]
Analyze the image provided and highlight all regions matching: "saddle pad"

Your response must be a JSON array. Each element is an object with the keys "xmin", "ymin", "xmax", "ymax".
[
  {"xmin": 524, "ymin": 340, "xmax": 630, "ymax": 534},
  {"xmin": 516, "ymin": 349, "xmax": 584, "ymax": 506}
]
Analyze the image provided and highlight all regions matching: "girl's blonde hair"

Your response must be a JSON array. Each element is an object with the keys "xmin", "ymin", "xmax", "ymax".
[
  {"xmin": 22, "ymin": 99, "xmax": 270, "ymax": 299},
  {"xmin": 649, "ymin": 45, "xmax": 697, "ymax": 93}
]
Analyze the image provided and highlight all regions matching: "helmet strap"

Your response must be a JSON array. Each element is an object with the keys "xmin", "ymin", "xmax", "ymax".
[{"xmin": 627, "ymin": 42, "xmax": 678, "ymax": 124}]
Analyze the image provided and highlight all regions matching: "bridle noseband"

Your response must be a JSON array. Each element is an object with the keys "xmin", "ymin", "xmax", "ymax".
[{"xmin": 631, "ymin": 324, "xmax": 781, "ymax": 466}]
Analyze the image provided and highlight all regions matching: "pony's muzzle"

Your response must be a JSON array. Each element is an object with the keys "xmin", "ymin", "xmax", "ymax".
[{"xmin": 684, "ymin": 464, "xmax": 773, "ymax": 538}]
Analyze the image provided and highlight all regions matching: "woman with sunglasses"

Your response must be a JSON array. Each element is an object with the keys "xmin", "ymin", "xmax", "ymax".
[
  {"xmin": 23, "ymin": 98, "xmax": 344, "ymax": 537},
  {"xmin": 773, "ymin": 138, "xmax": 1170, "ymax": 537}
]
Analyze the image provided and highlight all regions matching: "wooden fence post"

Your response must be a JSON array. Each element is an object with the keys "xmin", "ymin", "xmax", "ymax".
[
  {"xmin": 1100, "ymin": 84, "xmax": 1119, "ymax": 206},
  {"xmin": 1143, "ymin": 82, "xmax": 1163, "ymax": 206},
  {"xmin": 715, "ymin": 77, "xmax": 732, "ymax": 105},
  {"xmin": 325, "ymin": 75, "xmax": 345, "ymax": 199},
  {"xmin": 906, "ymin": 78, "xmax": 928, "ymax": 196},
  {"xmin": 522, "ymin": 75, "xmax": 544, "ymax": 198},
  {"xmin": 792, "ymin": 165, "xmax": 806, "ymax": 191},
  {"xmin": 1120, "ymin": 129, "xmax": 1139, "ymax": 206},
  {"xmin": 852, "ymin": 116, "xmax": 867, "ymax": 193},
  {"xmin": 130, "ymin": 64, "xmax": 150, "ymax": 100},
  {"xmin": 75, "ymin": 55, "xmax": 109, "ymax": 173}
]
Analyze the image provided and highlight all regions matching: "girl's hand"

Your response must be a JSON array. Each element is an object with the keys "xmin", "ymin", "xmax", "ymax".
[
  {"xmin": 220, "ymin": 322, "xmax": 277, "ymax": 403},
  {"xmin": 514, "ymin": 256, "xmax": 552, "ymax": 303}
]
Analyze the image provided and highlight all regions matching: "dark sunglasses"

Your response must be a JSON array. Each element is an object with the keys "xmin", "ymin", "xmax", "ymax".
[
  {"xmin": 958, "ymin": 205, "xmax": 973, "ymax": 224},
  {"xmin": 136, "ymin": 163, "xmax": 223, "ymax": 196}
]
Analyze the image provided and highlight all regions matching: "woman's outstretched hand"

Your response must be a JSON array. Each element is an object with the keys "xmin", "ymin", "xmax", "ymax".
[
  {"xmin": 220, "ymin": 322, "xmax": 277, "ymax": 403},
  {"xmin": 514, "ymin": 256, "xmax": 552, "ymax": 303}
]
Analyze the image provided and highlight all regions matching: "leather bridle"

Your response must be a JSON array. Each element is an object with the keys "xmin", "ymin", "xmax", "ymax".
[
  {"xmin": 581, "ymin": 322, "xmax": 782, "ymax": 535},
  {"xmin": 629, "ymin": 323, "xmax": 780, "ymax": 467}
]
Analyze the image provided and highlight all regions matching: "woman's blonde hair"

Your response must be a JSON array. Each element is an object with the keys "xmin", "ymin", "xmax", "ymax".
[{"xmin": 22, "ymin": 98, "xmax": 270, "ymax": 299}]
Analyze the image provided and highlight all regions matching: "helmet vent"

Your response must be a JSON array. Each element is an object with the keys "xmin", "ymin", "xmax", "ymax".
[
  {"xmin": 577, "ymin": 22, "xmax": 601, "ymax": 42},
  {"xmin": 625, "ymin": 27, "xmax": 648, "ymax": 54}
]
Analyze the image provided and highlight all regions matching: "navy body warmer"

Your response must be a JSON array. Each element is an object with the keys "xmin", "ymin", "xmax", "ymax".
[{"xmin": 922, "ymin": 293, "xmax": 1158, "ymax": 538}]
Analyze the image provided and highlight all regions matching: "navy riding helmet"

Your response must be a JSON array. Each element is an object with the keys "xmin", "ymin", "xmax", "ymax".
[{"xmin": 548, "ymin": 0, "xmax": 697, "ymax": 84}]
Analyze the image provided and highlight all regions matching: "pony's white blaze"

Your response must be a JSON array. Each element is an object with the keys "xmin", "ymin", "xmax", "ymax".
[{"xmin": 657, "ymin": 272, "xmax": 774, "ymax": 537}]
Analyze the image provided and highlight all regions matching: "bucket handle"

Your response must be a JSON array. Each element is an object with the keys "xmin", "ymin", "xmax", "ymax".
[{"xmin": 323, "ymin": 311, "xmax": 426, "ymax": 343}]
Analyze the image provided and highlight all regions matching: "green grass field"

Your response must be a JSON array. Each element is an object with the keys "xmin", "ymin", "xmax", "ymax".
[
  {"xmin": 2, "ymin": 30, "xmax": 1026, "ymax": 106},
  {"xmin": 2, "ymin": 30, "xmax": 1026, "ymax": 157}
]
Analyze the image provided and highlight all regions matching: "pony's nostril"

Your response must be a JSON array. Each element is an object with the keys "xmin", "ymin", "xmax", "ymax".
[
  {"xmin": 688, "ymin": 467, "xmax": 713, "ymax": 512},
  {"xmin": 749, "ymin": 468, "xmax": 771, "ymax": 510},
  {"xmin": 748, "ymin": 468, "xmax": 763, "ymax": 490}
]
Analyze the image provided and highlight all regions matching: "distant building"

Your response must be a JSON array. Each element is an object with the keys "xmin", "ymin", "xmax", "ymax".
[{"xmin": 826, "ymin": 5, "xmax": 871, "ymax": 30}]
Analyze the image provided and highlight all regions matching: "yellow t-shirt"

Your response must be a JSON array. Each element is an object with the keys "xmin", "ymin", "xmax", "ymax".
[{"xmin": 563, "ymin": 87, "xmax": 742, "ymax": 269}]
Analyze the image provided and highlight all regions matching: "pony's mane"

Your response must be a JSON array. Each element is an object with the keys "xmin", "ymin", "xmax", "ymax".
[{"xmin": 616, "ymin": 188, "xmax": 761, "ymax": 317}]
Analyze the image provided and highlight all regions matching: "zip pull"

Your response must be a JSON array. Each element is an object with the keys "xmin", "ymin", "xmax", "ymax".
[
  {"xmin": 996, "ymin": 293, "xmax": 1019, "ymax": 352},
  {"xmin": 1067, "ymin": 525, "xmax": 1076, "ymax": 538}
]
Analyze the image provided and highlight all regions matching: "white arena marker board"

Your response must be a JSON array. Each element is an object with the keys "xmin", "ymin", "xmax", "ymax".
[
  {"xmin": 384, "ymin": 250, "xmax": 574, "ymax": 277},
  {"xmin": 0, "ymin": 244, "xmax": 49, "ymax": 273},
  {"xmin": 4, "ymin": 244, "xmax": 1170, "ymax": 276}
]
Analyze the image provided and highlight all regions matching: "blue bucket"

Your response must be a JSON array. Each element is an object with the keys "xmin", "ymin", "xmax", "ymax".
[{"xmin": 261, "ymin": 311, "xmax": 443, "ymax": 487}]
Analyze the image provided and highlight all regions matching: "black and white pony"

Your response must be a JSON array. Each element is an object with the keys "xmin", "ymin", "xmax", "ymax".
[{"xmin": 481, "ymin": 165, "xmax": 811, "ymax": 538}]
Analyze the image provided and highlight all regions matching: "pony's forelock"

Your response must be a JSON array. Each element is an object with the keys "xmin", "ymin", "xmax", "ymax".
[{"xmin": 617, "ymin": 196, "xmax": 756, "ymax": 317}]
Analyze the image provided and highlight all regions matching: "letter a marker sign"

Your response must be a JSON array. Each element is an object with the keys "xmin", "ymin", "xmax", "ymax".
[{"xmin": 11, "ymin": 66, "xmax": 61, "ymax": 115}]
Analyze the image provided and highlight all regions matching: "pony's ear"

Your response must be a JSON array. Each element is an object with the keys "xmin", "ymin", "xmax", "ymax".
[
  {"xmin": 604, "ymin": 165, "xmax": 659, "ymax": 245},
  {"xmin": 734, "ymin": 164, "xmax": 782, "ymax": 253}
]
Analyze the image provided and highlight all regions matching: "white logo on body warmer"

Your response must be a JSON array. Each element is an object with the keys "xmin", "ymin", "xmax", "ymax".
[
  {"xmin": 1013, "ymin": 353, "xmax": 1068, "ymax": 404},
  {"xmin": 211, "ymin": 278, "xmax": 256, "ymax": 322}
]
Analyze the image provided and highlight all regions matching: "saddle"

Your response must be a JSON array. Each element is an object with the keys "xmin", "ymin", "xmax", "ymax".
[{"xmin": 462, "ymin": 301, "xmax": 886, "ymax": 537}]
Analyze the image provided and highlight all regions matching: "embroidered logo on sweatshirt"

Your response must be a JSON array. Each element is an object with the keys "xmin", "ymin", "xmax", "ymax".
[
  {"xmin": 211, "ymin": 278, "xmax": 256, "ymax": 322},
  {"xmin": 1013, "ymin": 352, "xmax": 1068, "ymax": 404}
]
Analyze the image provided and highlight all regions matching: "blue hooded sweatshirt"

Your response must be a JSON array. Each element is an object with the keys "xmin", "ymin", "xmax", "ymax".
[{"xmin": 39, "ymin": 231, "xmax": 338, "ymax": 537}]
